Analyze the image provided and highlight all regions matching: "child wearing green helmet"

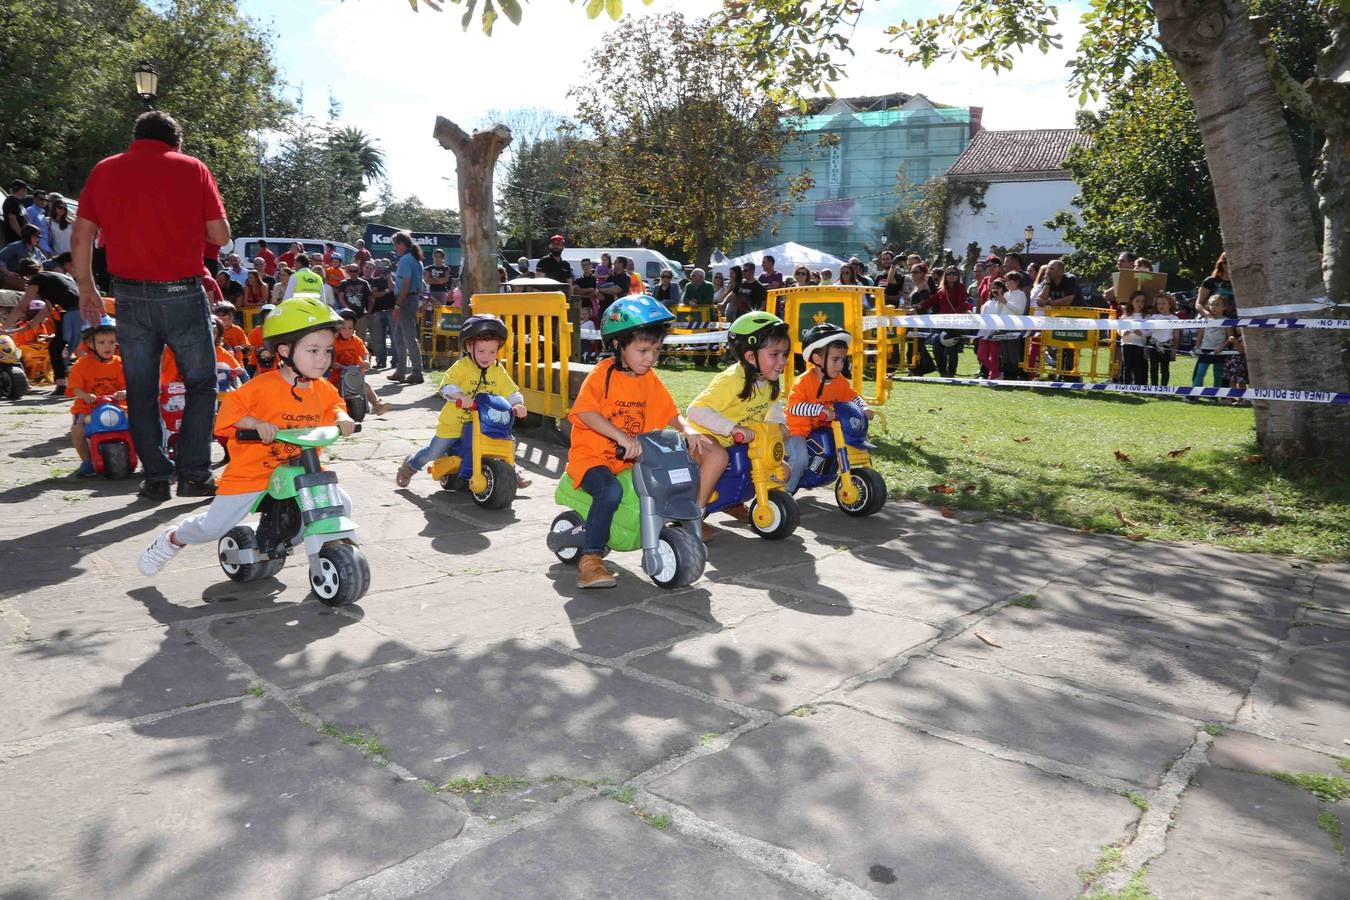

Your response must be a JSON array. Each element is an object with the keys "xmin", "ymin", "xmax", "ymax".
[
  {"xmin": 137, "ymin": 297, "xmax": 357, "ymax": 577},
  {"xmin": 564, "ymin": 295, "xmax": 711, "ymax": 588},
  {"xmin": 686, "ymin": 311, "xmax": 791, "ymax": 539}
]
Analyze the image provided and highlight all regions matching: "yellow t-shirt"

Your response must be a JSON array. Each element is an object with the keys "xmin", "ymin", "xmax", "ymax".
[
  {"xmin": 435, "ymin": 355, "xmax": 521, "ymax": 438},
  {"xmin": 687, "ymin": 363, "xmax": 784, "ymax": 448}
]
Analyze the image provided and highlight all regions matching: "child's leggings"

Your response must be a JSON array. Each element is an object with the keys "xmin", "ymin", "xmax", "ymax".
[
  {"xmin": 580, "ymin": 466, "xmax": 623, "ymax": 556},
  {"xmin": 977, "ymin": 339, "xmax": 1002, "ymax": 379},
  {"xmin": 174, "ymin": 486, "xmax": 353, "ymax": 545},
  {"xmin": 1191, "ymin": 352, "xmax": 1224, "ymax": 388}
]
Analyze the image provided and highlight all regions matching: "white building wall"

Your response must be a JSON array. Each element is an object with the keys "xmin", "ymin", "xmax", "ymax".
[{"xmin": 945, "ymin": 178, "xmax": 1080, "ymax": 257}]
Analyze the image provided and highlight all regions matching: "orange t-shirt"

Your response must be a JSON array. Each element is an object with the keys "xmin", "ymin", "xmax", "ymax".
[
  {"xmin": 325, "ymin": 265, "xmax": 345, "ymax": 288},
  {"xmin": 222, "ymin": 324, "xmax": 249, "ymax": 354},
  {"xmin": 160, "ymin": 347, "xmax": 181, "ymax": 387},
  {"xmin": 216, "ymin": 346, "xmax": 242, "ymax": 370},
  {"xmin": 785, "ymin": 367, "xmax": 863, "ymax": 438},
  {"xmin": 248, "ymin": 325, "xmax": 277, "ymax": 372},
  {"xmin": 67, "ymin": 354, "xmax": 126, "ymax": 415},
  {"xmin": 332, "ymin": 333, "xmax": 367, "ymax": 368},
  {"xmin": 213, "ymin": 370, "xmax": 347, "ymax": 495},
  {"xmin": 565, "ymin": 357, "xmax": 678, "ymax": 485}
]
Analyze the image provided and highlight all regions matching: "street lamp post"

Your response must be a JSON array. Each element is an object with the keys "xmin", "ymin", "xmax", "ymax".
[
  {"xmin": 133, "ymin": 61, "xmax": 159, "ymax": 110},
  {"xmin": 1024, "ymin": 224, "xmax": 1034, "ymax": 258}
]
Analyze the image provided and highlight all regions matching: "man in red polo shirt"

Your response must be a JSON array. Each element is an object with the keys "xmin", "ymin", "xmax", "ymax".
[
  {"xmin": 73, "ymin": 110, "xmax": 231, "ymax": 503},
  {"xmin": 256, "ymin": 239, "xmax": 277, "ymax": 277}
]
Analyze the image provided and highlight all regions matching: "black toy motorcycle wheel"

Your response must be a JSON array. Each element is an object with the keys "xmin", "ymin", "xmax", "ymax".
[
  {"xmin": 835, "ymin": 468, "xmax": 888, "ymax": 517},
  {"xmin": 1, "ymin": 366, "xmax": 26, "ymax": 399},
  {"xmin": 471, "ymin": 458, "xmax": 517, "ymax": 510},
  {"xmin": 749, "ymin": 490, "xmax": 800, "ymax": 541},
  {"xmin": 218, "ymin": 525, "xmax": 285, "ymax": 583},
  {"xmin": 649, "ymin": 523, "xmax": 706, "ymax": 589},
  {"xmin": 346, "ymin": 394, "xmax": 368, "ymax": 422},
  {"xmin": 311, "ymin": 543, "xmax": 370, "ymax": 606},
  {"xmin": 100, "ymin": 442, "xmax": 133, "ymax": 479},
  {"xmin": 549, "ymin": 510, "xmax": 583, "ymax": 564}
]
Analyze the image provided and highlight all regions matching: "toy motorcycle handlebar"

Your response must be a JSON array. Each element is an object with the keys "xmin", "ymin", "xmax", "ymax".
[{"xmin": 234, "ymin": 424, "xmax": 361, "ymax": 442}]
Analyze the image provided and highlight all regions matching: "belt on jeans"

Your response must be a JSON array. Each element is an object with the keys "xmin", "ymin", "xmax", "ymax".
[{"xmin": 113, "ymin": 276, "xmax": 202, "ymax": 288}]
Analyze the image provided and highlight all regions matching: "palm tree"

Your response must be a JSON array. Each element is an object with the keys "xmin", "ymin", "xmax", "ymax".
[{"xmin": 329, "ymin": 126, "xmax": 387, "ymax": 184}]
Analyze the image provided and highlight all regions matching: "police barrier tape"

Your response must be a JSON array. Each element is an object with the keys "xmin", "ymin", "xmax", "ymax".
[
  {"xmin": 884, "ymin": 314, "xmax": 1350, "ymax": 331},
  {"xmin": 891, "ymin": 376, "xmax": 1350, "ymax": 405}
]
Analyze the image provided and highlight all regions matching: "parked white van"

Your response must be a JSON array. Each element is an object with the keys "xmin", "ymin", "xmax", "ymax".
[
  {"xmin": 226, "ymin": 237, "xmax": 360, "ymax": 269},
  {"xmin": 530, "ymin": 247, "xmax": 684, "ymax": 285}
]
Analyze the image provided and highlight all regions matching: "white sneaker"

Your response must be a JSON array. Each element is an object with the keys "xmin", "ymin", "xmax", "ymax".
[{"xmin": 138, "ymin": 529, "xmax": 183, "ymax": 576}]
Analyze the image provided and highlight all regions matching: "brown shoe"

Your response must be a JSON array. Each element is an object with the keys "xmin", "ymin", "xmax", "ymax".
[
  {"xmin": 577, "ymin": 554, "xmax": 617, "ymax": 589},
  {"xmin": 723, "ymin": 502, "xmax": 749, "ymax": 523},
  {"xmin": 701, "ymin": 521, "xmax": 716, "ymax": 542},
  {"xmin": 515, "ymin": 467, "xmax": 533, "ymax": 489},
  {"xmin": 395, "ymin": 461, "xmax": 415, "ymax": 488}
]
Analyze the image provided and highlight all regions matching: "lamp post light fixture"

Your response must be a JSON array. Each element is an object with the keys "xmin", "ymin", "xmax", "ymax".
[
  {"xmin": 1024, "ymin": 224, "xmax": 1034, "ymax": 256},
  {"xmin": 133, "ymin": 61, "xmax": 159, "ymax": 109}
]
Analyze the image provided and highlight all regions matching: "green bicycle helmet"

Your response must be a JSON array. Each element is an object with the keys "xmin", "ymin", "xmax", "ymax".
[
  {"xmin": 728, "ymin": 311, "xmax": 788, "ymax": 348},
  {"xmin": 601, "ymin": 295, "xmax": 675, "ymax": 338},
  {"xmin": 262, "ymin": 296, "xmax": 343, "ymax": 351}
]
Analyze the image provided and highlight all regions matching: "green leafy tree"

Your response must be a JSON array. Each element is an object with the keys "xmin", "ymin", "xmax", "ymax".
[
  {"xmin": 565, "ymin": 12, "xmax": 811, "ymax": 267},
  {"xmin": 497, "ymin": 137, "xmax": 576, "ymax": 258},
  {"xmin": 329, "ymin": 126, "xmax": 388, "ymax": 185},
  {"xmin": 373, "ymin": 194, "xmax": 462, "ymax": 233},
  {"xmin": 0, "ymin": 0, "xmax": 287, "ymax": 225}
]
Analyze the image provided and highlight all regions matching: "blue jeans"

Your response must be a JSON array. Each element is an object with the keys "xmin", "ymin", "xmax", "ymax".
[
  {"xmin": 391, "ymin": 299, "xmax": 423, "ymax": 377},
  {"xmin": 1192, "ymin": 352, "xmax": 1224, "ymax": 387},
  {"xmin": 368, "ymin": 308, "xmax": 393, "ymax": 367},
  {"xmin": 406, "ymin": 435, "xmax": 457, "ymax": 472},
  {"xmin": 113, "ymin": 278, "xmax": 215, "ymax": 484},
  {"xmin": 784, "ymin": 435, "xmax": 810, "ymax": 493},
  {"xmin": 580, "ymin": 466, "xmax": 623, "ymax": 555}
]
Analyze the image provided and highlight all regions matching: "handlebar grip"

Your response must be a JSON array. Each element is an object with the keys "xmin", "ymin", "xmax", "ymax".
[
  {"xmin": 615, "ymin": 444, "xmax": 627, "ymax": 460},
  {"xmin": 732, "ymin": 431, "xmax": 747, "ymax": 444},
  {"xmin": 235, "ymin": 429, "xmax": 260, "ymax": 441}
]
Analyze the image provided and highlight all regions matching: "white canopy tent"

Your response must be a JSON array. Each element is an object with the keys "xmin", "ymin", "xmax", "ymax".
[{"xmin": 709, "ymin": 242, "xmax": 850, "ymax": 280}]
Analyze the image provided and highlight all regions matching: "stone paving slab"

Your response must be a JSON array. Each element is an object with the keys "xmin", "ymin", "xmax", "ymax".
[
  {"xmin": 1146, "ymin": 765, "xmax": 1347, "ymax": 899},
  {"xmin": 209, "ymin": 605, "xmax": 419, "ymax": 688},
  {"xmin": 1, "ymin": 625, "xmax": 245, "ymax": 742},
  {"xmin": 629, "ymin": 603, "xmax": 939, "ymax": 713},
  {"xmin": 648, "ymin": 581, "xmax": 805, "ymax": 627},
  {"xmin": 849, "ymin": 657, "xmax": 1196, "ymax": 786},
  {"xmin": 1049, "ymin": 560, "xmax": 1298, "ymax": 620},
  {"xmin": 301, "ymin": 639, "xmax": 744, "ymax": 785},
  {"xmin": 932, "ymin": 606, "xmax": 1266, "ymax": 721},
  {"xmin": 0, "ymin": 699, "xmax": 465, "ymax": 899},
  {"xmin": 538, "ymin": 607, "xmax": 697, "ymax": 659},
  {"xmin": 740, "ymin": 552, "xmax": 1007, "ymax": 624},
  {"xmin": 1256, "ymin": 636, "xmax": 1350, "ymax": 749},
  {"xmin": 854, "ymin": 535, "xmax": 1081, "ymax": 596},
  {"xmin": 650, "ymin": 704, "xmax": 1139, "ymax": 898},
  {"xmin": 1108, "ymin": 542, "xmax": 1306, "ymax": 590},
  {"xmin": 1030, "ymin": 583, "xmax": 1289, "ymax": 652},
  {"xmin": 427, "ymin": 798, "xmax": 810, "ymax": 898},
  {"xmin": 1208, "ymin": 730, "xmax": 1350, "ymax": 779}
]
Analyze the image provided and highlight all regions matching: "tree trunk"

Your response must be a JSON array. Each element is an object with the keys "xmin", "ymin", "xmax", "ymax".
[
  {"xmin": 1154, "ymin": 0, "xmax": 1350, "ymax": 461},
  {"xmin": 432, "ymin": 117, "xmax": 512, "ymax": 306},
  {"xmin": 693, "ymin": 226, "xmax": 712, "ymax": 270}
]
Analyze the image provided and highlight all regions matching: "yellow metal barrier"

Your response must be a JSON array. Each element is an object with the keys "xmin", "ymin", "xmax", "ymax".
[
  {"xmin": 1025, "ymin": 306, "xmax": 1117, "ymax": 381},
  {"xmin": 861, "ymin": 303, "xmax": 898, "ymax": 405},
  {"xmin": 776, "ymin": 286, "xmax": 867, "ymax": 401},
  {"xmin": 242, "ymin": 305, "xmax": 265, "ymax": 334},
  {"xmin": 471, "ymin": 291, "xmax": 572, "ymax": 420},
  {"xmin": 666, "ymin": 304, "xmax": 723, "ymax": 362}
]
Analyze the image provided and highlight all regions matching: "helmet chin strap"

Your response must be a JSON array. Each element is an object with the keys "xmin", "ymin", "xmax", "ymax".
[{"xmin": 275, "ymin": 347, "xmax": 314, "ymax": 401}]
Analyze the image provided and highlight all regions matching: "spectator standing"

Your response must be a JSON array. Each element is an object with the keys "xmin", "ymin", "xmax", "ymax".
[
  {"xmin": 684, "ymin": 268, "xmax": 715, "ymax": 306},
  {"xmin": 757, "ymin": 255, "xmax": 784, "ymax": 289},
  {"xmin": 537, "ymin": 234, "xmax": 574, "ymax": 288},
  {"xmin": 1119, "ymin": 291, "xmax": 1151, "ymax": 385},
  {"xmin": 595, "ymin": 253, "xmax": 613, "ymax": 281},
  {"xmin": 44, "ymin": 193, "xmax": 74, "ymax": 256},
  {"xmin": 277, "ymin": 241, "xmax": 301, "ymax": 272},
  {"xmin": 917, "ymin": 266, "xmax": 972, "ymax": 377},
  {"xmin": 365, "ymin": 260, "xmax": 394, "ymax": 369},
  {"xmin": 516, "ymin": 256, "xmax": 531, "ymax": 279},
  {"xmin": 719, "ymin": 266, "xmax": 747, "ymax": 318},
  {"xmin": 1030, "ymin": 259, "xmax": 1083, "ymax": 374},
  {"xmin": 3, "ymin": 180, "xmax": 29, "ymax": 245},
  {"xmin": 599, "ymin": 256, "xmax": 632, "ymax": 300},
  {"xmin": 977, "ymin": 255, "xmax": 1002, "ymax": 303},
  {"xmin": 28, "ymin": 190, "xmax": 50, "ymax": 252},
  {"xmin": 72, "ymin": 110, "xmax": 229, "ymax": 502},
  {"xmin": 652, "ymin": 270, "xmax": 682, "ymax": 306},
  {"xmin": 573, "ymin": 258, "xmax": 601, "ymax": 324},
  {"xmin": 338, "ymin": 263, "xmax": 372, "ymax": 338},
  {"xmin": 1001, "ymin": 270, "xmax": 1029, "ymax": 378},
  {"xmin": 271, "ymin": 265, "xmax": 291, "ymax": 303},
  {"xmin": 425, "ymin": 248, "xmax": 452, "ymax": 309},
  {"xmin": 739, "ymin": 262, "xmax": 767, "ymax": 311},
  {"xmin": 256, "ymin": 240, "xmax": 277, "ymax": 277},
  {"xmin": 222, "ymin": 253, "xmax": 248, "ymax": 285},
  {"xmin": 875, "ymin": 249, "xmax": 895, "ymax": 282},
  {"xmin": 838, "ymin": 264, "xmax": 858, "ymax": 286},
  {"xmin": 352, "ymin": 239, "xmax": 371, "ymax": 271},
  {"xmin": 388, "ymin": 231, "xmax": 425, "ymax": 384},
  {"xmin": 849, "ymin": 257, "xmax": 873, "ymax": 286},
  {"xmin": 1148, "ymin": 292, "xmax": 1177, "ymax": 386}
]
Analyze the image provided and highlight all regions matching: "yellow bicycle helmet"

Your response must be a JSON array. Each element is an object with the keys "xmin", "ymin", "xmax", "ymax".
[{"xmin": 262, "ymin": 296, "xmax": 342, "ymax": 351}]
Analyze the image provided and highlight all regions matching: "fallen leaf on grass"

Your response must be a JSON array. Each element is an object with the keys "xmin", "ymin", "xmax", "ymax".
[
  {"xmin": 1125, "ymin": 533, "xmax": 1148, "ymax": 542},
  {"xmin": 928, "ymin": 483, "xmax": 957, "ymax": 494},
  {"xmin": 1077, "ymin": 526, "xmax": 1098, "ymax": 534},
  {"xmin": 1244, "ymin": 454, "xmax": 1265, "ymax": 465},
  {"xmin": 974, "ymin": 631, "xmax": 1002, "ymax": 648},
  {"xmin": 1114, "ymin": 508, "xmax": 1142, "ymax": 529},
  {"xmin": 1114, "ymin": 450, "xmax": 1132, "ymax": 463},
  {"xmin": 1195, "ymin": 487, "xmax": 1211, "ymax": 495},
  {"xmin": 1012, "ymin": 437, "xmax": 1031, "ymax": 443},
  {"xmin": 1167, "ymin": 446, "xmax": 1192, "ymax": 458},
  {"xmin": 939, "ymin": 505, "xmax": 955, "ymax": 518}
]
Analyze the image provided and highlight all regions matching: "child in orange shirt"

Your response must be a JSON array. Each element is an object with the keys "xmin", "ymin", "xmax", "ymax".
[
  {"xmin": 247, "ymin": 303, "xmax": 278, "ymax": 375},
  {"xmin": 565, "ymin": 296, "xmax": 708, "ymax": 588},
  {"xmin": 783, "ymin": 322, "xmax": 872, "ymax": 493},
  {"xmin": 213, "ymin": 301, "xmax": 250, "ymax": 367},
  {"xmin": 137, "ymin": 298, "xmax": 355, "ymax": 576},
  {"xmin": 66, "ymin": 317, "xmax": 126, "ymax": 478},
  {"xmin": 331, "ymin": 309, "xmax": 388, "ymax": 415}
]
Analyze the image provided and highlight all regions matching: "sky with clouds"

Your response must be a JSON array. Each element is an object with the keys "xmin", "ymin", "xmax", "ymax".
[{"xmin": 238, "ymin": 0, "xmax": 1086, "ymax": 210}]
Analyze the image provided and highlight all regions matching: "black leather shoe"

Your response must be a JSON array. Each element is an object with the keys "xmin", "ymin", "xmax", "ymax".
[
  {"xmin": 177, "ymin": 478, "xmax": 217, "ymax": 498},
  {"xmin": 404, "ymin": 374, "xmax": 425, "ymax": 385},
  {"xmin": 137, "ymin": 480, "xmax": 171, "ymax": 503}
]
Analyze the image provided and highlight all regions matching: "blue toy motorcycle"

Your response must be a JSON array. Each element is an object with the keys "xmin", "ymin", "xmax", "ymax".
[
  {"xmin": 794, "ymin": 399, "xmax": 887, "ymax": 516},
  {"xmin": 428, "ymin": 392, "xmax": 518, "ymax": 509}
]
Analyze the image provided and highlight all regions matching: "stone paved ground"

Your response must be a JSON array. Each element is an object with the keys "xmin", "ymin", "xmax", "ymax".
[{"xmin": 1, "ymin": 379, "xmax": 1347, "ymax": 899}]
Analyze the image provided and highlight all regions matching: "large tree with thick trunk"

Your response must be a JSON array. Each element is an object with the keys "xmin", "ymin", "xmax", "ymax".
[{"xmin": 432, "ymin": 118, "xmax": 512, "ymax": 305}]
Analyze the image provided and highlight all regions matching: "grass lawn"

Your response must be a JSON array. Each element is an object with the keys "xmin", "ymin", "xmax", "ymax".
[{"xmin": 652, "ymin": 352, "xmax": 1350, "ymax": 561}]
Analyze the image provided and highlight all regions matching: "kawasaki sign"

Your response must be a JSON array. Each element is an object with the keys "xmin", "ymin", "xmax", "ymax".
[{"xmin": 363, "ymin": 224, "xmax": 462, "ymax": 267}]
